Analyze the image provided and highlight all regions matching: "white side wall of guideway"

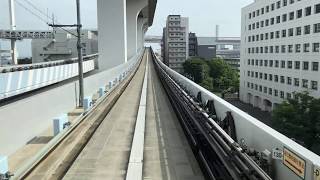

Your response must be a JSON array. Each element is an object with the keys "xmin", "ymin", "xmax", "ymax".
[
  {"xmin": 97, "ymin": 0, "xmax": 153, "ymax": 70},
  {"xmin": 153, "ymin": 54, "xmax": 320, "ymax": 180}
]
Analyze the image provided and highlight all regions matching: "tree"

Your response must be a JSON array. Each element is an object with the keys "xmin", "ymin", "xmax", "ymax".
[
  {"xmin": 207, "ymin": 58, "xmax": 239, "ymax": 92},
  {"xmin": 272, "ymin": 92, "xmax": 320, "ymax": 155},
  {"xmin": 183, "ymin": 57, "xmax": 209, "ymax": 83}
]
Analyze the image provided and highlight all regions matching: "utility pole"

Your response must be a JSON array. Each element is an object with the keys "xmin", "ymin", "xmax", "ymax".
[
  {"xmin": 76, "ymin": 0, "xmax": 84, "ymax": 107},
  {"xmin": 48, "ymin": 0, "xmax": 84, "ymax": 107},
  {"xmin": 9, "ymin": 0, "xmax": 18, "ymax": 65}
]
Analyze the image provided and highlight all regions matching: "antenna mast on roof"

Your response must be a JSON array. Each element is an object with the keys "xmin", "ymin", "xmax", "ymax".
[{"xmin": 216, "ymin": 25, "xmax": 219, "ymax": 41}]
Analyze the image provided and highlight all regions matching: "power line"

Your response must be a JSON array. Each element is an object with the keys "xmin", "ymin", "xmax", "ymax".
[
  {"xmin": 22, "ymin": 0, "xmax": 51, "ymax": 19},
  {"xmin": 14, "ymin": 0, "xmax": 79, "ymax": 37},
  {"xmin": 15, "ymin": 0, "xmax": 48, "ymax": 24}
]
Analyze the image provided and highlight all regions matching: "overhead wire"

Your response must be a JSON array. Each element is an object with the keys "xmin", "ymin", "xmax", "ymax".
[{"xmin": 15, "ymin": 0, "xmax": 79, "ymax": 37}]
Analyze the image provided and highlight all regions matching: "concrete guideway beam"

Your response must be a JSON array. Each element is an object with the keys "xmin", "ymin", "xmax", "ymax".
[
  {"xmin": 137, "ymin": 18, "xmax": 148, "ymax": 51},
  {"xmin": 127, "ymin": 0, "xmax": 148, "ymax": 59},
  {"xmin": 97, "ymin": 0, "xmax": 156, "ymax": 70},
  {"xmin": 97, "ymin": 0, "xmax": 127, "ymax": 70}
]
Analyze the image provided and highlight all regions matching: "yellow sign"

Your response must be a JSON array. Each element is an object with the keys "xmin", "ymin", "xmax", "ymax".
[
  {"xmin": 283, "ymin": 147, "xmax": 306, "ymax": 179},
  {"xmin": 315, "ymin": 166, "xmax": 320, "ymax": 180}
]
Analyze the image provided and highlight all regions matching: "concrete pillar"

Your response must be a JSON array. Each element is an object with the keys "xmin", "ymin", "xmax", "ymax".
[
  {"xmin": 97, "ymin": 0, "xmax": 127, "ymax": 70},
  {"xmin": 126, "ymin": 0, "xmax": 147, "ymax": 59},
  {"xmin": 137, "ymin": 18, "xmax": 148, "ymax": 51},
  {"xmin": 143, "ymin": 25, "xmax": 148, "ymax": 45}
]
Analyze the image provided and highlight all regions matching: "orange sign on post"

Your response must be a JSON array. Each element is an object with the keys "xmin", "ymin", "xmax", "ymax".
[{"xmin": 283, "ymin": 147, "xmax": 306, "ymax": 179}]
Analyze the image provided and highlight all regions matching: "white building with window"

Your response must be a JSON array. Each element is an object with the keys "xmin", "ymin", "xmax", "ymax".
[{"xmin": 240, "ymin": 0, "xmax": 320, "ymax": 111}]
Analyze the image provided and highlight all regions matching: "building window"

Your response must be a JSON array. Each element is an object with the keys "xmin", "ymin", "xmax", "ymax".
[
  {"xmin": 264, "ymin": 60, "xmax": 268, "ymax": 67},
  {"xmin": 260, "ymin": 72, "xmax": 263, "ymax": 79},
  {"xmin": 295, "ymin": 61, "xmax": 300, "ymax": 69},
  {"xmin": 276, "ymin": 46, "xmax": 280, "ymax": 53},
  {"xmin": 304, "ymin": 43, "xmax": 310, "ymax": 52},
  {"xmin": 288, "ymin": 45, "xmax": 293, "ymax": 53},
  {"xmin": 266, "ymin": 5, "xmax": 270, "ymax": 12},
  {"xmin": 297, "ymin": 9, "xmax": 303, "ymax": 18},
  {"xmin": 281, "ymin": 45, "xmax": 286, "ymax": 53},
  {"xmin": 304, "ymin": 25, "xmax": 311, "ymax": 34},
  {"xmin": 275, "ymin": 75, "xmax": 279, "ymax": 82},
  {"xmin": 312, "ymin": 62, "xmax": 319, "ymax": 71},
  {"xmin": 281, "ymin": 76, "xmax": 285, "ymax": 83},
  {"xmin": 269, "ymin": 60, "xmax": 273, "ymax": 67},
  {"xmin": 289, "ymin": 11, "xmax": 295, "ymax": 20},
  {"xmin": 296, "ymin": 44, "xmax": 301, "ymax": 52},
  {"xmin": 302, "ymin": 79, "xmax": 309, "ymax": 88},
  {"xmin": 269, "ymin": 88, "xmax": 273, "ymax": 95},
  {"xmin": 303, "ymin": 61, "xmax": 309, "ymax": 70},
  {"xmin": 264, "ymin": 87, "xmax": 268, "ymax": 93},
  {"xmin": 277, "ymin": 1, "xmax": 281, "ymax": 8},
  {"xmin": 271, "ymin": 17, "xmax": 275, "ymax": 25},
  {"xmin": 271, "ymin": 3, "xmax": 275, "ymax": 11},
  {"xmin": 282, "ymin": 14, "xmax": 287, "ymax": 22},
  {"xmin": 276, "ymin": 16, "xmax": 281, "ymax": 23},
  {"xmin": 315, "ymin": 4, "xmax": 320, "ymax": 14},
  {"xmin": 305, "ymin": 6, "xmax": 312, "ymax": 16},
  {"xmin": 281, "ymin": 60, "xmax": 286, "ymax": 68},
  {"xmin": 313, "ymin": 43, "xmax": 320, "ymax": 52},
  {"xmin": 282, "ymin": 29, "xmax": 287, "ymax": 37},
  {"xmin": 287, "ymin": 93, "xmax": 292, "ymax": 99},
  {"xmin": 283, "ymin": 0, "xmax": 288, "ymax": 6},
  {"xmin": 276, "ymin": 31, "xmax": 280, "ymax": 39},
  {"xmin": 288, "ymin": 28, "xmax": 294, "ymax": 36},
  {"xmin": 294, "ymin": 78, "xmax": 300, "ymax": 86},
  {"xmin": 314, "ymin": 23, "xmax": 320, "ymax": 33},
  {"xmin": 296, "ymin": 27, "xmax": 302, "ymax": 35},
  {"xmin": 287, "ymin": 77, "xmax": 292, "ymax": 85},
  {"xmin": 312, "ymin": 81, "xmax": 318, "ymax": 90},
  {"xmin": 280, "ymin": 91, "xmax": 285, "ymax": 99},
  {"xmin": 274, "ymin": 89, "xmax": 279, "ymax": 97},
  {"xmin": 288, "ymin": 61, "xmax": 293, "ymax": 68},
  {"xmin": 269, "ymin": 74, "xmax": 273, "ymax": 81},
  {"xmin": 264, "ymin": 73, "xmax": 268, "ymax": 80},
  {"xmin": 275, "ymin": 60, "xmax": 279, "ymax": 67}
]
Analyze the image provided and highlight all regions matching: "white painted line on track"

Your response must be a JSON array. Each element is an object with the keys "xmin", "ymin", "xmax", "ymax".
[{"xmin": 126, "ymin": 51, "xmax": 149, "ymax": 180}]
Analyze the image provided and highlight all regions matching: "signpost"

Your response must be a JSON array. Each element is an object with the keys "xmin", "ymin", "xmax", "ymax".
[{"xmin": 283, "ymin": 147, "xmax": 306, "ymax": 179}]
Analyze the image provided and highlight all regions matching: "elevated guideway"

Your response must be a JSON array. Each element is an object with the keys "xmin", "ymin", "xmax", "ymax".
[{"xmin": 4, "ymin": 48, "xmax": 320, "ymax": 180}]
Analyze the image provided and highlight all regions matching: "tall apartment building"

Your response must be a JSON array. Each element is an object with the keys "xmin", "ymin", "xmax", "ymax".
[
  {"xmin": 240, "ymin": 0, "xmax": 320, "ymax": 112},
  {"xmin": 162, "ymin": 15, "xmax": 189, "ymax": 73}
]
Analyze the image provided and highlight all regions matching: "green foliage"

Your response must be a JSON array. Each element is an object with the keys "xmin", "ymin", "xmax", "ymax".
[
  {"xmin": 207, "ymin": 58, "xmax": 239, "ymax": 92},
  {"xmin": 183, "ymin": 57, "xmax": 239, "ymax": 93},
  {"xmin": 183, "ymin": 57, "xmax": 209, "ymax": 83},
  {"xmin": 272, "ymin": 92, "xmax": 320, "ymax": 155}
]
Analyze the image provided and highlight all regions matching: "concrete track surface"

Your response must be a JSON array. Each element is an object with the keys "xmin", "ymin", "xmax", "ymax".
[{"xmin": 24, "ymin": 49, "xmax": 204, "ymax": 180}]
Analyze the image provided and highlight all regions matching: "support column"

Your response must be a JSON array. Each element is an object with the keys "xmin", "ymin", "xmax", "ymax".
[
  {"xmin": 97, "ymin": 0, "xmax": 127, "ymax": 70},
  {"xmin": 137, "ymin": 18, "xmax": 147, "ymax": 51},
  {"xmin": 9, "ymin": 0, "xmax": 17, "ymax": 65},
  {"xmin": 126, "ymin": 0, "xmax": 147, "ymax": 59}
]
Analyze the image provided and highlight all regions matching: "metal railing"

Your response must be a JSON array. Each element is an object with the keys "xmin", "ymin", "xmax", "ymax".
[
  {"xmin": 151, "ymin": 48, "xmax": 272, "ymax": 180},
  {"xmin": 0, "ymin": 54, "xmax": 98, "ymax": 73}
]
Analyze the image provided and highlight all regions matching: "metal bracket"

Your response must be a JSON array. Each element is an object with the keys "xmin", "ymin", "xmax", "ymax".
[{"xmin": 221, "ymin": 111, "xmax": 237, "ymax": 142}]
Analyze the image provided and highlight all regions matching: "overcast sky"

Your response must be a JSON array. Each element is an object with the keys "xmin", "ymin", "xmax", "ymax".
[{"xmin": 0, "ymin": 0, "xmax": 253, "ymax": 57}]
